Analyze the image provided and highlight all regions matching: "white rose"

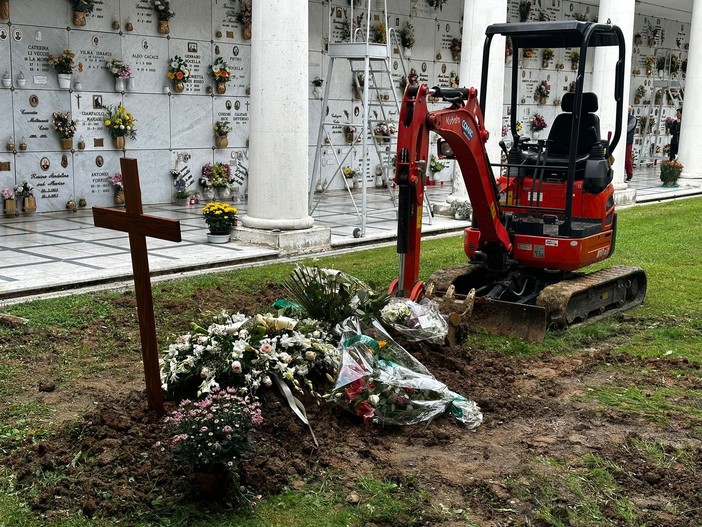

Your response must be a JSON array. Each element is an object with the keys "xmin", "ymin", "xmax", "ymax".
[
  {"xmin": 262, "ymin": 375, "xmax": 273, "ymax": 387},
  {"xmin": 305, "ymin": 351, "xmax": 317, "ymax": 361},
  {"xmin": 231, "ymin": 360, "xmax": 242, "ymax": 373},
  {"xmin": 368, "ymin": 394, "xmax": 380, "ymax": 405},
  {"xmin": 279, "ymin": 352, "xmax": 292, "ymax": 364}
]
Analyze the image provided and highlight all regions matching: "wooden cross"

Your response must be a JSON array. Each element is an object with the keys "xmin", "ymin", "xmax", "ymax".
[{"xmin": 93, "ymin": 158, "xmax": 182, "ymax": 414}]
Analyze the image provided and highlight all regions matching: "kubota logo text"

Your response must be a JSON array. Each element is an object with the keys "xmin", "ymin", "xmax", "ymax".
[{"xmin": 445, "ymin": 115, "xmax": 461, "ymax": 126}]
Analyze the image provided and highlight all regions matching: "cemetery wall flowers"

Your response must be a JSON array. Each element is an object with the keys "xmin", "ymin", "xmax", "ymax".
[
  {"xmin": 151, "ymin": 0, "xmax": 174, "ymax": 20},
  {"xmin": 209, "ymin": 57, "xmax": 231, "ymax": 83},
  {"xmin": 200, "ymin": 162, "xmax": 232, "ymax": 188},
  {"xmin": 105, "ymin": 58, "xmax": 132, "ymax": 79},
  {"xmin": 103, "ymin": 104, "xmax": 137, "ymax": 139},
  {"xmin": 167, "ymin": 56, "xmax": 190, "ymax": 82},
  {"xmin": 52, "ymin": 112, "xmax": 77, "ymax": 139},
  {"xmin": 48, "ymin": 49, "xmax": 83, "ymax": 74},
  {"xmin": 108, "ymin": 172, "xmax": 123, "ymax": 191},
  {"xmin": 201, "ymin": 201, "xmax": 238, "ymax": 233}
]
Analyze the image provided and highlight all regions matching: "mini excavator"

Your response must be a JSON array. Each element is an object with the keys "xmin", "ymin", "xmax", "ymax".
[{"xmin": 389, "ymin": 21, "xmax": 646, "ymax": 341}]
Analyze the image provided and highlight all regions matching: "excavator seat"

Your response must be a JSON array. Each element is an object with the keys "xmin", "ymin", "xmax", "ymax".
[{"xmin": 548, "ymin": 92, "xmax": 601, "ymax": 156}]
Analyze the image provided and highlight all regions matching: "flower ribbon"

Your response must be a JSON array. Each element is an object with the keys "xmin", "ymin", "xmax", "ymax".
[
  {"xmin": 271, "ymin": 375, "xmax": 318, "ymax": 448},
  {"xmin": 342, "ymin": 334, "xmax": 380, "ymax": 354}
]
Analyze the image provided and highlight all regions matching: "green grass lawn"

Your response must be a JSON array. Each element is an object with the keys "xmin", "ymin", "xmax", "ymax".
[{"xmin": 1, "ymin": 197, "xmax": 701, "ymax": 526}]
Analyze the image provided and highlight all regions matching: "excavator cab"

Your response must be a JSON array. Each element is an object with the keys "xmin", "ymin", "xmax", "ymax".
[{"xmin": 390, "ymin": 21, "xmax": 646, "ymax": 341}]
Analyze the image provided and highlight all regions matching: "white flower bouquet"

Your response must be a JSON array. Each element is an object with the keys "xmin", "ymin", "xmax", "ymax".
[{"xmin": 380, "ymin": 298, "xmax": 448, "ymax": 344}]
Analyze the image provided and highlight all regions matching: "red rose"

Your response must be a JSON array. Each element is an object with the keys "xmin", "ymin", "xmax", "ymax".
[{"xmin": 354, "ymin": 401, "xmax": 375, "ymax": 424}]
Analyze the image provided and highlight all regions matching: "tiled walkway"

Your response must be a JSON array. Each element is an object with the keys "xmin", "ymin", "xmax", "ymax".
[{"xmin": 0, "ymin": 171, "xmax": 699, "ymax": 304}]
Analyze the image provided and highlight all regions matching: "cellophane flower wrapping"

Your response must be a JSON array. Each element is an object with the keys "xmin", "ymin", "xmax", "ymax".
[
  {"xmin": 380, "ymin": 298, "xmax": 448, "ymax": 344},
  {"xmin": 331, "ymin": 317, "xmax": 482, "ymax": 428}
]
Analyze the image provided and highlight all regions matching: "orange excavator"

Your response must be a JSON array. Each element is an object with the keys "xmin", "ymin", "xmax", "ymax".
[{"xmin": 389, "ymin": 21, "xmax": 646, "ymax": 341}]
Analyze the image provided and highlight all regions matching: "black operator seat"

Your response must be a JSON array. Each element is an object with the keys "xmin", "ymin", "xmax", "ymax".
[{"xmin": 547, "ymin": 92, "xmax": 601, "ymax": 158}]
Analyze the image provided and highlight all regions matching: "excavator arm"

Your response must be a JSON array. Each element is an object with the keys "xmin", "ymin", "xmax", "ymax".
[{"xmin": 392, "ymin": 85, "xmax": 511, "ymax": 299}]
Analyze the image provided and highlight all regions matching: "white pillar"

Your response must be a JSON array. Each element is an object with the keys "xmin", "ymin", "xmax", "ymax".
[
  {"xmin": 677, "ymin": 0, "xmax": 702, "ymax": 185},
  {"xmin": 591, "ymin": 0, "xmax": 635, "ymax": 191},
  {"xmin": 449, "ymin": 0, "xmax": 506, "ymax": 204},
  {"xmin": 241, "ymin": 0, "xmax": 314, "ymax": 230}
]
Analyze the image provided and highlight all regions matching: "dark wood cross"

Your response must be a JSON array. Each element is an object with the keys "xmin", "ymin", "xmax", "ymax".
[{"xmin": 93, "ymin": 158, "xmax": 182, "ymax": 414}]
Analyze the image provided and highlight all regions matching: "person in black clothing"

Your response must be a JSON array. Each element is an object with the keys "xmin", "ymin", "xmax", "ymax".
[
  {"xmin": 626, "ymin": 106, "xmax": 636, "ymax": 181},
  {"xmin": 669, "ymin": 107, "xmax": 682, "ymax": 161}
]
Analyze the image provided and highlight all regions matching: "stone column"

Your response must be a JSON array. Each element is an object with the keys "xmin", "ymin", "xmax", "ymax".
[
  {"xmin": 240, "ymin": 0, "xmax": 325, "ymax": 249},
  {"xmin": 591, "ymin": 0, "xmax": 636, "ymax": 203},
  {"xmin": 444, "ymin": 0, "xmax": 506, "ymax": 208},
  {"xmin": 677, "ymin": 0, "xmax": 702, "ymax": 186}
]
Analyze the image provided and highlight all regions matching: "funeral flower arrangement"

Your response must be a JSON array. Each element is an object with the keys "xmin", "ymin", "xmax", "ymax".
[
  {"xmin": 209, "ymin": 57, "xmax": 231, "ymax": 83},
  {"xmin": 167, "ymin": 56, "xmax": 190, "ymax": 82},
  {"xmin": 52, "ymin": 112, "xmax": 77, "ymax": 139},
  {"xmin": 102, "ymin": 104, "xmax": 137, "ymax": 139},
  {"xmin": 2, "ymin": 188, "xmax": 15, "ymax": 201},
  {"xmin": 160, "ymin": 310, "xmax": 339, "ymax": 399},
  {"xmin": 200, "ymin": 162, "xmax": 232, "ymax": 188},
  {"xmin": 152, "ymin": 0, "xmax": 175, "ymax": 20},
  {"xmin": 373, "ymin": 122, "xmax": 396, "ymax": 138},
  {"xmin": 342, "ymin": 166, "xmax": 358, "ymax": 178},
  {"xmin": 201, "ymin": 202, "xmax": 238, "ymax": 234},
  {"xmin": 14, "ymin": 181, "xmax": 34, "ymax": 198},
  {"xmin": 380, "ymin": 298, "xmax": 448, "ymax": 343},
  {"xmin": 162, "ymin": 387, "xmax": 262, "ymax": 474},
  {"xmin": 48, "ymin": 49, "xmax": 83, "ymax": 74},
  {"xmin": 105, "ymin": 58, "xmax": 132, "ymax": 79},
  {"xmin": 534, "ymin": 79, "xmax": 550, "ymax": 100}
]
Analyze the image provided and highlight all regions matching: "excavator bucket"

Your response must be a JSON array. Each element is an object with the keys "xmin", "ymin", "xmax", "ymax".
[{"xmin": 469, "ymin": 297, "xmax": 547, "ymax": 342}]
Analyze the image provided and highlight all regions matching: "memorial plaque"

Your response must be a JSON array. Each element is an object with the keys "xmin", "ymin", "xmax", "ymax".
[
  {"xmin": 72, "ymin": 32, "xmax": 123, "ymax": 93},
  {"xmin": 226, "ymin": 97, "xmax": 251, "ymax": 148},
  {"xmin": 0, "ymin": 149, "xmax": 14, "ymax": 192},
  {"xmin": 73, "ymin": 150, "xmax": 124, "ymax": 208},
  {"xmin": 328, "ymin": 58, "xmax": 353, "ymax": 100},
  {"xmin": 11, "ymin": 26, "xmax": 66, "ymax": 92},
  {"xmin": 167, "ymin": 2, "xmax": 212, "ymax": 41},
  {"xmin": 123, "ymin": 93, "xmax": 170, "ymax": 150},
  {"xmin": 218, "ymin": 43, "xmax": 250, "ymax": 97},
  {"xmin": 117, "ymin": 149, "xmax": 172, "ymax": 204},
  {"xmin": 13, "ymin": 89, "xmax": 71, "ymax": 153},
  {"xmin": 228, "ymin": 148, "xmax": 249, "ymax": 198},
  {"xmin": 74, "ymin": 91, "xmax": 122, "ymax": 151},
  {"xmin": 122, "ymin": 33, "xmax": 169, "ymax": 94},
  {"xmin": 170, "ymin": 95, "xmax": 213, "ymax": 149},
  {"xmin": 15, "ymin": 152, "xmax": 73, "ymax": 212},
  {"xmin": 308, "ymin": 1, "xmax": 325, "ymax": 53},
  {"xmin": 0, "ymin": 24, "xmax": 10, "ymax": 82},
  {"xmin": 9, "ymin": 0, "xmax": 66, "ymax": 27},
  {"xmin": 173, "ymin": 148, "xmax": 212, "ymax": 197},
  {"xmin": 410, "ymin": 21, "xmax": 437, "ymax": 62},
  {"xmin": 71, "ymin": 0, "xmax": 122, "ymax": 34},
  {"xmin": 0, "ymin": 88, "xmax": 11, "ymax": 138},
  {"xmin": 168, "ymin": 39, "xmax": 212, "ymax": 96},
  {"xmin": 212, "ymin": 0, "xmax": 252, "ymax": 44}
]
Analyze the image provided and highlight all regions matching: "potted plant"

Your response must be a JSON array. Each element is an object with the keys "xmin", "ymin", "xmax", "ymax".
[
  {"xmin": 209, "ymin": 57, "xmax": 231, "ymax": 94},
  {"xmin": 14, "ymin": 181, "xmax": 36, "ymax": 213},
  {"xmin": 201, "ymin": 201, "xmax": 239, "ymax": 242},
  {"xmin": 51, "ymin": 112, "xmax": 77, "ymax": 150},
  {"xmin": 450, "ymin": 37, "xmax": 461, "ymax": 61},
  {"xmin": 48, "ymin": 49, "xmax": 83, "ymax": 89},
  {"xmin": 173, "ymin": 176, "xmax": 190, "ymax": 205},
  {"xmin": 530, "ymin": 113, "xmax": 548, "ymax": 137},
  {"xmin": 570, "ymin": 49, "xmax": 580, "ymax": 70},
  {"xmin": 541, "ymin": 48, "xmax": 554, "ymax": 68},
  {"xmin": 534, "ymin": 79, "xmax": 550, "ymax": 105},
  {"xmin": 151, "ymin": 0, "xmax": 174, "ymax": 34},
  {"xmin": 103, "ymin": 104, "xmax": 137, "ymax": 150},
  {"xmin": 214, "ymin": 121, "xmax": 231, "ymax": 148},
  {"xmin": 105, "ymin": 57, "xmax": 132, "ymax": 92},
  {"xmin": 234, "ymin": 0, "xmax": 252, "ymax": 40},
  {"xmin": 660, "ymin": 160, "xmax": 683, "ymax": 186},
  {"xmin": 167, "ymin": 55, "xmax": 190, "ymax": 93},
  {"xmin": 108, "ymin": 172, "xmax": 125, "ymax": 206},
  {"xmin": 450, "ymin": 199, "xmax": 471, "ymax": 220},
  {"xmin": 399, "ymin": 20, "xmax": 415, "ymax": 58},
  {"xmin": 2, "ymin": 187, "xmax": 17, "ymax": 216},
  {"xmin": 67, "ymin": 0, "xmax": 95, "ymax": 26}
]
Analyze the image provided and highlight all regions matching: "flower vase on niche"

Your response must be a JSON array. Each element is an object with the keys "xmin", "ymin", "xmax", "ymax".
[
  {"xmin": 23, "ymin": 196, "xmax": 37, "ymax": 214},
  {"xmin": 3, "ymin": 198, "xmax": 17, "ymax": 217},
  {"xmin": 0, "ymin": 0, "xmax": 9, "ymax": 20},
  {"xmin": 203, "ymin": 187, "xmax": 215, "ymax": 201},
  {"xmin": 215, "ymin": 135, "xmax": 228, "ymax": 148},
  {"xmin": 216, "ymin": 186, "xmax": 232, "ymax": 201},
  {"xmin": 127, "ymin": 77, "xmax": 136, "ymax": 92},
  {"xmin": 60, "ymin": 137, "xmax": 73, "ymax": 150},
  {"xmin": 173, "ymin": 79, "xmax": 185, "ymax": 93},
  {"xmin": 113, "ymin": 136, "xmax": 125, "ymax": 150},
  {"xmin": 216, "ymin": 81, "xmax": 226, "ymax": 94},
  {"xmin": 73, "ymin": 10, "xmax": 87, "ymax": 26},
  {"xmin": 114, "ymin": 190, "xmax": 125, "ymax": 206},
  {"xmin": 158, "ymin": 19, "xmax": 169, "ymax": 34},
  {"xmin": 114, "ymin": 77, "xmax": 125, "ymax": 92},
  {"xmin": 57, "ymin": 74, "xmax": 72, "ymax": 90},
  {"xmin": 242, "ymin": 25, "xmax": 251, "ymax": 40}
]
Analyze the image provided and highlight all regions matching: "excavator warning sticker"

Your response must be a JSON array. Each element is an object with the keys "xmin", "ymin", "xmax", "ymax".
[
  {"xmin": 533, "ymin": 245, "xmax": 545, "ymax": 258},
  {"xmin": 462, "ymin": 120, "xmax": 474, "ymax": 141},
  {"xmin": 545, "ymin": 239, "xmax": 558, "ymax": 247}
]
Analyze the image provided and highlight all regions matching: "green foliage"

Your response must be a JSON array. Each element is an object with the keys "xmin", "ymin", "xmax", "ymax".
[{"xmin": 283, "ymin": 265, "xmax": 389, "ymax": 324}]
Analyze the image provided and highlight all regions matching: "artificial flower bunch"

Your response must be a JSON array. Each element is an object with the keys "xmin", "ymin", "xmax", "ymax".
[
  {"xmin": 1, "ymin": 188, "xmax": 15, "ymax": 200},
  {"xmin": 163, "ymin": 387, "xmax": 262, "ymax": 474},
  {"xmin": 201, "ymin": 202, "xmax": 238, "ymax": 234},
  {"xmin": 342, "ymin": 166, "xmax": 358, "ymax": 178},
  {"xmin": 102, "ymin": 105, "xmax": 137, "ymax": 139},
  {"xmin": 105, "ymin": 58, "xmax": 132, "ymax": 79},
  {"xmin": 51, "ymin": 112, "xmax": 77, "ymax": 139},
  {"xmin": 167, "ymin": 56, "xmax": 190, "ymax": 82},
  {"xmin": 159, "ymin": 310, "xmax": 339, "ymax": 399},
  {"xmin": 209, "ymin": 57, "xmax": 231, "ymax": 83},
  {"xmin": 108, "ymin": 172, "xmax": 123, "ymax": 191},
  {"xmin": 234, "ymin": 0, "xmax": 252, "ymax": 26},
  {"xmin": 200, "ymin": 162, "xmax": 232, "ymax": 188},
  {"xmin": 14, "ymin": 181, "xmax": 34, "ymax": 197},
  {"xmin": 214, "ymin": 121, "xmax": 232, "ymax": 137},
  {"xmin": 151, "ymin": 0, "xmax": 174, "ymax": 20},
  {"xmin": 531, "ymin": 113, "xmax": 548, "ymax": 132},
  {"xmin": 67, "ymin": 0, "xmax": 95, "ymax": 14},
  {"xmin": 373, "ymin": 122, "xmax": 396, "ymax": 138},
  {"xmin": 534, "ymin": 79, "xmax": 551, "ymax": 100},
  {"xmin": 47, "ymin": 49, "xmax": 83, "ymax": 74}
]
